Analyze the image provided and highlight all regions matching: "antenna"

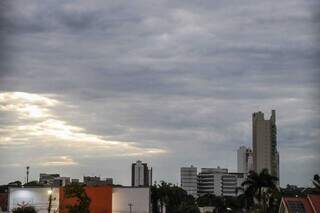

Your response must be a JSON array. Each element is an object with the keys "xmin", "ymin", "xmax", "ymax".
[{"xmin": 26, "ymin": 166, "xmax": 30, "ymax": 184}]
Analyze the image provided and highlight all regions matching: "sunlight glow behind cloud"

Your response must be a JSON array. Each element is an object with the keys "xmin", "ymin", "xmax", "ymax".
[{"xmin": 0, "ymin": 92, "xmax": 167, "ymax": 165}]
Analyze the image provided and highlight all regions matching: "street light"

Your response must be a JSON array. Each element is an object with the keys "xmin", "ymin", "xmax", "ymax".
[{"xmin": 48, "ymin": 188, "xmax": 53, "ymax": 213}]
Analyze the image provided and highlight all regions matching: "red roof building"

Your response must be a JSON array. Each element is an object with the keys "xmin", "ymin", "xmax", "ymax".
[
  {"xmin": 279, "ymin": 195, "xmax": 320, "ymax": 213},
  {"xmin": 0, "ymin": 192, "xmax": 8, "ymax": 212}
]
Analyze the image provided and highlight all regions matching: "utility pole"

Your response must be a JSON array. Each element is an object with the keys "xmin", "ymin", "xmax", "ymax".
[
  {"xmin": 128, "ymin": 203, "xmax": 133, "ymax": 213},
  {"xmin": 26, "ymin": 166, "xmax": 30, "ymax": 184}
]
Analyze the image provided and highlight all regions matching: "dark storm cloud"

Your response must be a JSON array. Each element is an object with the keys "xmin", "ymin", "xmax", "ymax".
[{"xmin": 0, "ymin": 0, "xmax": 319, "ymax": 186}]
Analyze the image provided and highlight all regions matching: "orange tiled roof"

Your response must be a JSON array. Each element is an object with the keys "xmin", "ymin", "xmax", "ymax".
[
  {"xmin": 308, "ymin": 194, "xmax": 320, "ymax": 213},
  {"xmin": 283, "ymin": 197, "xmax": 314, "ymax": 213}
]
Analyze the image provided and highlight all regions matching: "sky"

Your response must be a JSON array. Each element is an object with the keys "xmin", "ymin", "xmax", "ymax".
[{"xmin": 0, "ymin": 0, "xmax": 319, "ymax": 187}]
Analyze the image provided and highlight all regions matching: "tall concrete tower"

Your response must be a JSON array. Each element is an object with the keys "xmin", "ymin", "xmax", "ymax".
[{"xmin": 252, "ymin": 110, "xmax": 279, "ymax": 180}]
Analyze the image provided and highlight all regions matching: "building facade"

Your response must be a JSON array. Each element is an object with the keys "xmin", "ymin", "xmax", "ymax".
[
  {"xmin": 252, "ymin": 110, "xmax": 279, "ymax": 180},
  {"xmin": 237, "ymin": 146, "xmax": 253, "ymax": 174},
  {"xmin": 52, "ymin": 177, "xmax": 70, "ymax": 187},
  {"xmin": 8, "ymin": 187, "xmax": 60, "ymax": 213},
  {"xmin": 83, "ymin": 176, "xmax": 113, "ymax": 186},
  {"xmin": 180, "ymin": 165, "xmax": 197, "ymax": 197},
  {"xmin": 197, "ymin": 167, "xmax": 245, "ymax": 197},
  {"xmin": 8, "ymin": 186, "xmax": 151, "ymax": 213},
  {"xmin": 112, "ymin": 187, "xmax": 151, "ymax": 213},
  {"xmin": 131, "ymin": 160, "xmax": 152, "ymax": 187},
  {"xmin": 39, "ymin": 173, "xmax": 60, "ymax": 185}
]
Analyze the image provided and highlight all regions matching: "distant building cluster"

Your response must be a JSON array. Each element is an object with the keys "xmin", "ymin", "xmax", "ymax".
[
  {"xmin": 0, "ymin": 160, "xmax": 153, "ymax": 212},
  {"xmin": 0, "ymin": 110, "xmax": 288, "ymax": 212},
  {"xmin": 181, "ymin": 110, "xmax": 280, "ymax": 197},
  {"xmin": 38, "ymin": 173, "xmax": 113, "ymax": 187},
  {"xmin": 6, "ymin": 186, "xmax": 150, "ymax": 213}
]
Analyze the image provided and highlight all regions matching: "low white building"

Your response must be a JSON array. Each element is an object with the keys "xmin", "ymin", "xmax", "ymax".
[
  {"xmin": 112, "ymin": 187, "xmax": 150, "ymax": 213},
  {"xmin": 8, "ymin": 187, "xmax": 59, "ymax": 213}
]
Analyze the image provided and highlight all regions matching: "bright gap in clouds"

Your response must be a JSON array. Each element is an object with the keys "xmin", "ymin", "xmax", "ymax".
[{"xmin": 0, "ymin": 92, "xmax": 167, "ymax": 166}]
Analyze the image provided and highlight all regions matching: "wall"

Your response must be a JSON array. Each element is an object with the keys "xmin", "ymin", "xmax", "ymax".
[
  {"xmin": 0, "ymin": 192, "xmax": 8, "ymax": 211},
  {"xmin": 59, "ymin": 186, "xmax": 112, "ymax": 213},
  {"xmin": 112, "ymin": 187, "xmax": 150, "ymax": 213},
  {"xmin": 8, "ymin": 187, "xmax": 59, "ymax": 213}
]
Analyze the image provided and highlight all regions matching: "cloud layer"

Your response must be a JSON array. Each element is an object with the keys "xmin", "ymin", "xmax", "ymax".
[{"xmin": 0, "ymin": 0, "xmax": 319, "ymax": 186}]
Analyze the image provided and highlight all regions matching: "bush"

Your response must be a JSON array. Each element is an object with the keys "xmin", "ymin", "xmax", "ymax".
[{"xmin": 12, "ymin": 206, "xmax": 37, "ymax": 213}]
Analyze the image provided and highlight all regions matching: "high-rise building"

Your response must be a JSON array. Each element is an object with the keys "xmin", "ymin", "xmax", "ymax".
[
  {"xmin": 180, "ymin": 165, "xmax": 197, "ymax": 197},
  {"xmin": 237, "ymin": 146, "xmax": 253, "ymax": 173},
  {"xmin": 131, "ymin": 160, "xmax": 152, "ymax": 187},
  {"xmin": 252, "ymin": 110, "xmax": 279, "ymax": 180}
]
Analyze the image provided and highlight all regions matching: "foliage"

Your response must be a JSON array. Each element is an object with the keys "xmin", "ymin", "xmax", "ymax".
[
  {"xmin": 63, "ymin": 183, "xmax": 91, "ymax": 213},
  {"xmin": 197, "ymin": 194, "xmax": 241, "ymax": 212},
  {"xmin": 23, "ymin": 181, "xmax": 44, "ymax": 187},
  {"xmin": 151, "ymin": 181, "xmax": 199, "ymax": 213},
  {"xmin": 8, "ymin": 181, "xmax": 22, "ymax": 187},
  {"xmin": 313, "ymin": 174, "xmax": 320, "ymax": 191},
  {"xmin": 241, "ymin": 169, "xmax": 279, "ymax": 212},
  {"xmin": 12, "ymin": 206, "xmax": 37, "ymax": 213}
]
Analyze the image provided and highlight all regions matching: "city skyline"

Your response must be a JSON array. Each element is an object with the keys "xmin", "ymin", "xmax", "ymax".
[{"xmin": 0, "ymin": 0, "xmax": 319, "ymax": 187}]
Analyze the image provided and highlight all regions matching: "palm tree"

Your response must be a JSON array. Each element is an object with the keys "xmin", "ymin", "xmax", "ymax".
[
  {"xmin": 151, "ymin": 181, "xmax": 199, "ymax": 213},
  {"xmin": 241, "ymin": 169, "xmax": 278, "ymax": 212},
  {"xmin": 313, "ymin": 174, "xmax": 320, "ymax": 190}
]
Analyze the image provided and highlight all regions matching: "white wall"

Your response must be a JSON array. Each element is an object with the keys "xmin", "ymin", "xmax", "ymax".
[
  {"xmin": 112, "ymin": 187, "xmax": 150, "ymax": 213},
  {"xmin": 9, "ymin": 187, "xmax": 59, "ymax": 213}
]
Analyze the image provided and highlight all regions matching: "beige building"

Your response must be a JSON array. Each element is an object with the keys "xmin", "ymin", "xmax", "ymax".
[{"xmin": 252, "ymin": 110, "xmax": 279, "ymax": 180}]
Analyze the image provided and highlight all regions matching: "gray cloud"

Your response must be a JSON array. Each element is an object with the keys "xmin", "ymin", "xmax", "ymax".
[{"xmin": 0, "ymin": 0, "xmax": 319, "ymax": 186}]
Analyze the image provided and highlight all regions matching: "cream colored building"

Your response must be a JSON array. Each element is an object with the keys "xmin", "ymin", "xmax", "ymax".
[{"xmin": 252, "ymin": 110, "xmax": 279, "ymax": 179}]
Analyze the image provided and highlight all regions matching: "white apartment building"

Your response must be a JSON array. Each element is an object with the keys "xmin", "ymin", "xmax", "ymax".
[
  {"xmin": 197, "ymin": 167, "xmax": 245, "ymax": 197},
  {"xmin": 180, "ymin": 165, "xmax": 197, "ymax": 197}
]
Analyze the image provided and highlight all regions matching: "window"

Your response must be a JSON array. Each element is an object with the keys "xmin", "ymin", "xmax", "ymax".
[{"xmin": 287, "ymin": 201, "xmax": 306, "ymax": 213}]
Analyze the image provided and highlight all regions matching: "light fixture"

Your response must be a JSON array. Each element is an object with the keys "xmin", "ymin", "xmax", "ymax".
[{"xmin": 48, "ymin": 190, "xmax": 53, "ymax": 195}]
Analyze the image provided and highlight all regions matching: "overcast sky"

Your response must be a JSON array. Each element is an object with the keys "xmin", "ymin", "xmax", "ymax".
[{"xmin": 0, "ymin": 0, "xmax": 319, "ymax": 187}]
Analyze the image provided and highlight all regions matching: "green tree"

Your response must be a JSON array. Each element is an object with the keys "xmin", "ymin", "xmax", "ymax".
[
  {"xmin": 313, "ymin": 174, "xmax": 320, "ymax": 190},
  {"xmin": 23, "ymin": 181, "xmax": 43, "ymax": 187},
  {"xmin": 197, "ymin": 194, "xmax": 216, "ymax": 207},
  {"xmin": 241, "ymin": 169, "xmax": 278, "ymax": 212},
  {"xmin": 12, "ymin": 206, "xmax": 37, "ymax": 213},
  {"xmin": 8, "ymin": 181, "xmax": 22, "ymax": 187},
  {"xmin": 151, "ymin": 181, "xmax": 199, "ymax": 213},
  {"xmin": 63, "ymin": 183, "xmax": 90, "ymax": 213}
]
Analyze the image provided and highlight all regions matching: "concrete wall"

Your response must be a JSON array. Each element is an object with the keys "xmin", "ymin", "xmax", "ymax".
[
  {"xmin": 59, "ymin": 186, "xmax": 112, "ymax": 213},
  {"xmin": 112, "ymin": 187, "xmax": 150, "ymax": 213},
  {"xmin": 9, "ymin": 187, "xmax": 59, "ymax": 213}
]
